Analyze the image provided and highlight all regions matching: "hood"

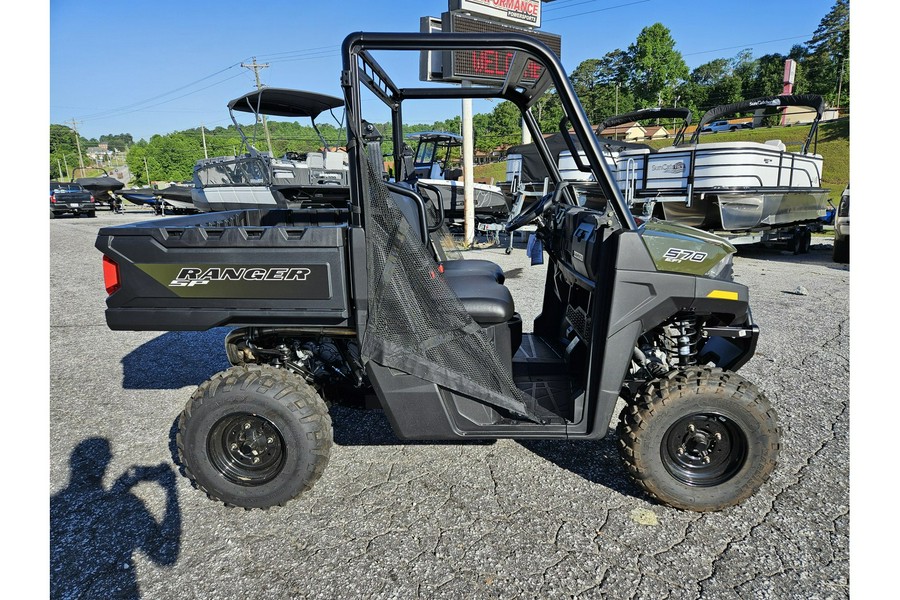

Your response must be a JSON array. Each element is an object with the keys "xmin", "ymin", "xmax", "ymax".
[{"xmin": 640, "ymin": 220, "xmax": 736, "ymax": 278}]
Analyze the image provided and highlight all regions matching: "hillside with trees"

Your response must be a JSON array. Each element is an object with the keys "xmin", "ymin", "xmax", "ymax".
[{"xmin": 50, "ymin": 1, "xmax": 848, "ymax": 183}]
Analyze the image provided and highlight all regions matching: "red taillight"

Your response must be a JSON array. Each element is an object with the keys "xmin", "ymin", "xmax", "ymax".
[
  {"xmin": 50, "ymin": 194, "xmax": 57, "ymax": 204},
  {"xmin": 90, "ymin": 195, "xmax": 95, "ymax": 203},
  {"xmin": 102, "ymin": 256, "xmax": 120, "ymax": 295}
]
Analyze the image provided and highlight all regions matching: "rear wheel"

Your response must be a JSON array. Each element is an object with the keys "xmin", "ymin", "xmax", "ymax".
[
  {"xmin": 799, "ymin": 229, "xmax": 811, "ymax": 254},
  {"xmin": 618, "ymin": 368, "xmax": 780, "ymax": 512},
  {"xmin": 177, "ymin": 365, "xmax": 332, "ymax": 509}
]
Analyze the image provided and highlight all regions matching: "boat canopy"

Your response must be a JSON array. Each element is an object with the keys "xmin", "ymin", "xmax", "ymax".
[
  {"xmin": 227, "ymin": 88, "xmax": 345, "ymax": 119},
  {"xmin": 406, "ymin": 131, "xmax": 463, "ymax": 144},
  {"xmin": 75, "ymin": 176, "xmax": 125, "ymax": 192},
  {"xmin": 600, "ymin": 107, "xmax": 692, "ymax": 146},
  {"xmin": 599, "ymin": 107, "xmax": 692, "ymax": 131},
  {"xmin": 692, "ymin": 94, "xmax": 825, "ymax": 144},
  {"xmin": 697, "ymin": 94, "xmax": 824, "ymax": 128}
]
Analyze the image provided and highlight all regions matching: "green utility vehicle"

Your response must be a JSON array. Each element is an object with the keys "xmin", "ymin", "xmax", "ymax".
[{"xmin": 96, "ymin": 32, "xmax": 779, "ymax": 512}]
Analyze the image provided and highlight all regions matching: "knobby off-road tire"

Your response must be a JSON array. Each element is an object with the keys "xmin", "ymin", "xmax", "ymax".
[
  {"xmin": 617, "ymin": 367, "xmax": 780, "ymax": 512},
  {"xmin": 177, "ymin": 365, "xmax": 333, "ymax": 509},
  {"xmin": 800, "ymin": 229, "xmax": 811, "ymax": 254}
]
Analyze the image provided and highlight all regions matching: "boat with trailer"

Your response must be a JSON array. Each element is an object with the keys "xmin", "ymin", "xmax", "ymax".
[
  {"xmin": 405, "ymin": 131, "xmax": 509, "ymax": 223},
  {"xmin": 191, "ymin": 88, "xmax": 350, "ymax": 214},
  {"xmin": 155, "ymin": 183, "xmax": 198, "ymax": 213},
  {"xmin": 612, "ymin": 95, "xmax": 829, "ymax": 238},
  {"xmin": 75, "ymin": 173, "xmax": 125, "ymax": 211}
]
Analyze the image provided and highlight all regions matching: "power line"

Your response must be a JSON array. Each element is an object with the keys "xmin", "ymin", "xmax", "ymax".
[
  {"xmin": 76, "ymin": 63, "xmax": 242, "ymax": 121},
  {"xmin": 79, "ymin": 71, "xmax": 247, "ymax": 123},
  {"xmin": 544, "ymin": 0, "xmax": 651, "ymax": 22}
]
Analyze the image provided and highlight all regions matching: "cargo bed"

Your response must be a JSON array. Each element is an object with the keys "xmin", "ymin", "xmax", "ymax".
[{"xmin": 96, "ymin": 208, "xmax": 352, "ymax": 331}]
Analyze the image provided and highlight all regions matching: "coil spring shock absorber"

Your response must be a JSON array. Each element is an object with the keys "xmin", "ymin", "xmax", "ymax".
[{"xmin": 672, "ymin": 317, "xmax": 700, "ymax": 367}]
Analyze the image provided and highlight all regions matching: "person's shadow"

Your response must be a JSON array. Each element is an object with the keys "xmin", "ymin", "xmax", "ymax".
[{"xmin": 50, "ymin": 438, "xmax": 182, "ymax": 599}]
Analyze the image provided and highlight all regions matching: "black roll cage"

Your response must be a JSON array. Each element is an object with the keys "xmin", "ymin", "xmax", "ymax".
[{"xmin": 339, "ymin": 31, "xmax": 637, "ymax": 232}]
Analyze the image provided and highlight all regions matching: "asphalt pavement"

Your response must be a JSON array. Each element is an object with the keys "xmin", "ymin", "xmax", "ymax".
[{"xmin": 49, "ymin": 209, "xmax": 849, "ymax": 599}]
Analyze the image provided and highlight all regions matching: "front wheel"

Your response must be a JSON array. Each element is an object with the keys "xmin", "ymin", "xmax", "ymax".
[
  {"xmin": 177, "ymin": 365, "xmax": 333, "ymax": 509},
  {"xmin": 617, "ymin": 368, "xmax": 780, "ymax": 512}
]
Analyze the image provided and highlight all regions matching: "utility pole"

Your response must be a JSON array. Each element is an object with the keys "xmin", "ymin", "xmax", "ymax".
[
  {"xmin": 201, "ymin": 123, "xmax": 209, "ymax": 159},
  {"xmin": 144, "ymin": 157, "xmax": 151, "ymax": 188},
  {"xmin": 462, "ymin": 81, "xmax": 475, "ymax": 248},
  {"xmin": 57, "ymin": 158, "xmax": 64, "ymax": 180},
  {"xmin": 615, "ymin": 83, "xmax": 619, "ymax": 115},
  {"xmin": 241, "ymin": 57, "xmax": 274, "ymax": 154},
  {"xmin": 67, "ymin": 119, "xmax": 85, "ymax": 174},
  {"xmin": 63, "ymin": 154, "xmax": 70, "ymax": 180},
  {"xmin": 836, "ymin": 57, "xmax": 847, "ymax": 116},
  {"xmin": 657, "ymin": 92, "xmax": 663, "ymax": 125}
]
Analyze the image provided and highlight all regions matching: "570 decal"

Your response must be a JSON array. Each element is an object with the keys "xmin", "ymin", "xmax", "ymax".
[{"xmin": 663, "ymin": 248, "xmax": 708, "ymax": 263}]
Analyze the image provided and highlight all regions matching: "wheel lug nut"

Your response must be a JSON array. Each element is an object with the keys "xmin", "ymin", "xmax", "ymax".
[
  {"xmin": 714, "ymin": 432, "xmax": 722, "ymax": 440},
  {"xmin": 687, "ymin": 424, "xmax": 695, "ymax": 432},
  {"xmin": 703, "ymin": 456, "xmax": 711, "ymax": 464},
  {"xmin": 252, "ymin": 457, "xmax": 260, "ymax": 464},
  {"xmin": 244, "ymin": 423, "xmax": 251, "ymax": 429},
  {"xmin": 677, "ymin": 446, "xmax": 686, "ymax": 454},
  {"xmin": 230, "ymin": 443, "xmax": 238, "ymax": 450},
  {"xmin": 267, "ymin": 437, "xmax": 274, "ymax": 444}
]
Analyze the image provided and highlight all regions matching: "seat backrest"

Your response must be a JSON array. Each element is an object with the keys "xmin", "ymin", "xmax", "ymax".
[{"xmin": 383, "ymin": 182, "xmax": 428, "ymax": 244}]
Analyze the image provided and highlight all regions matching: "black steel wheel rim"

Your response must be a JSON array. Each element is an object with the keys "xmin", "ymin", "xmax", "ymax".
[
  {"xmin": 661, "ymin": 412, "xmax": 748, "ymax": 487},
  {"xmin": 208, "ymin": 413, "xmax": 286, "ymax": 486}
]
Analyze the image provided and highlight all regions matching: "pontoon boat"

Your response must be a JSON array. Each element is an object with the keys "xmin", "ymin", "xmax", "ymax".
[{"xmin": 614, "ymin": 95, "xmax": 829, "ymax": 231}]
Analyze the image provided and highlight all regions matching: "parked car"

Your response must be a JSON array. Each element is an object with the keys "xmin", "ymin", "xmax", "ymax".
[
  {"xmin": 833, "ymin": 185, "xmax": 849, "ymax": 263},
  {"xmin": 50, "ymin": 182, "xmax": 96, "ymax": 218},
  {"xmin": 700, "ymin": 120, "xmax": 752, "ymax": 133}
]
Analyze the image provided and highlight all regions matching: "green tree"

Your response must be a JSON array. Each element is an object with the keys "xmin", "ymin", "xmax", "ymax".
[
  {"xmin": 804, "ymin": 0, "xmax": 849, "ymax": 107},
  {"xmin": 49, "ymin": 124, "xmax": 87, "ymax": 180},
  {"xmin": 571, "ymin": 58, "xmax": 603, "ymax": 125},
  {"xmin": 627, "ymin": 23, "xmax": 689, "ymax": 107}
]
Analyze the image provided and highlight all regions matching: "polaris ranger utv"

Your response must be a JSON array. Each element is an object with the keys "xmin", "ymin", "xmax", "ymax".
[{"xmin": 95, "ymin": 32, "xmax": 779, "ymax": 512}]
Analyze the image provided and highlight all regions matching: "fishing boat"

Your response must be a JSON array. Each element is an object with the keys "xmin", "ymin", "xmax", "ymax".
[
  {"xmin": 406, "ymin": 131, "xmax": 509, "ymax": 221},
  {"xmin": 155, "ymin": 183, "xmax": 197, "ymax": 213},
  {"xmin": 191, "ymin": 88, "xmax": 349, "ymax": 213},
  {"xmin": 613, "ymin": 95, "xmax": 829, "ymax": 232},
  {"xmin": 115, "ymin": 188, "xmax": 161, "ymax": 209},
  {"xmin": 75, "ymin": 174, "xmax": 125, "ymax": 210}
]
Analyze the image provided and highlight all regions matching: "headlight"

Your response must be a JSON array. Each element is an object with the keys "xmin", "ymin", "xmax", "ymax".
[{"xmin": 704, "ymin": 253, "xmax": 734, "ymax": 281}]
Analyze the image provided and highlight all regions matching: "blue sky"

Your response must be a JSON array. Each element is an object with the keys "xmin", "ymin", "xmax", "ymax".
[{"xmin": 50, "ymin": 0, "xmax": 838, "ymax": 141}]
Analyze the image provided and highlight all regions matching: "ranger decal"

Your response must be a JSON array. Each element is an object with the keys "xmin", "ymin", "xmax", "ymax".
[{"xmin": 170, "ymin": 267, "xmax": 312, "ymax": 287}]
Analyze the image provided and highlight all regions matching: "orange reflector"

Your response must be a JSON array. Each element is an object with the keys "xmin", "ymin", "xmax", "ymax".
[{"xmin": 102, "ymin": 256, "xmax": 120, "ymax": 295}]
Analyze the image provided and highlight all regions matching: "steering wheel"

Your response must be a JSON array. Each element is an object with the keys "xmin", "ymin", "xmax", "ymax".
[{"xmin": 505, "ymin": 181, "xmax": 569, "ymax": 232}]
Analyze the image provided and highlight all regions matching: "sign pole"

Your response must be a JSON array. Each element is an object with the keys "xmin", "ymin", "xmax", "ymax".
[{"xmin": 462, "ymin": 80, "xmax": 475, "ymax": 248}]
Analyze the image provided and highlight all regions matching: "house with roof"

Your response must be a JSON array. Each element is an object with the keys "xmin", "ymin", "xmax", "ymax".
[{"xmin": 598, "ymin": 122, "xmax": 671, "ymax": 141}]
